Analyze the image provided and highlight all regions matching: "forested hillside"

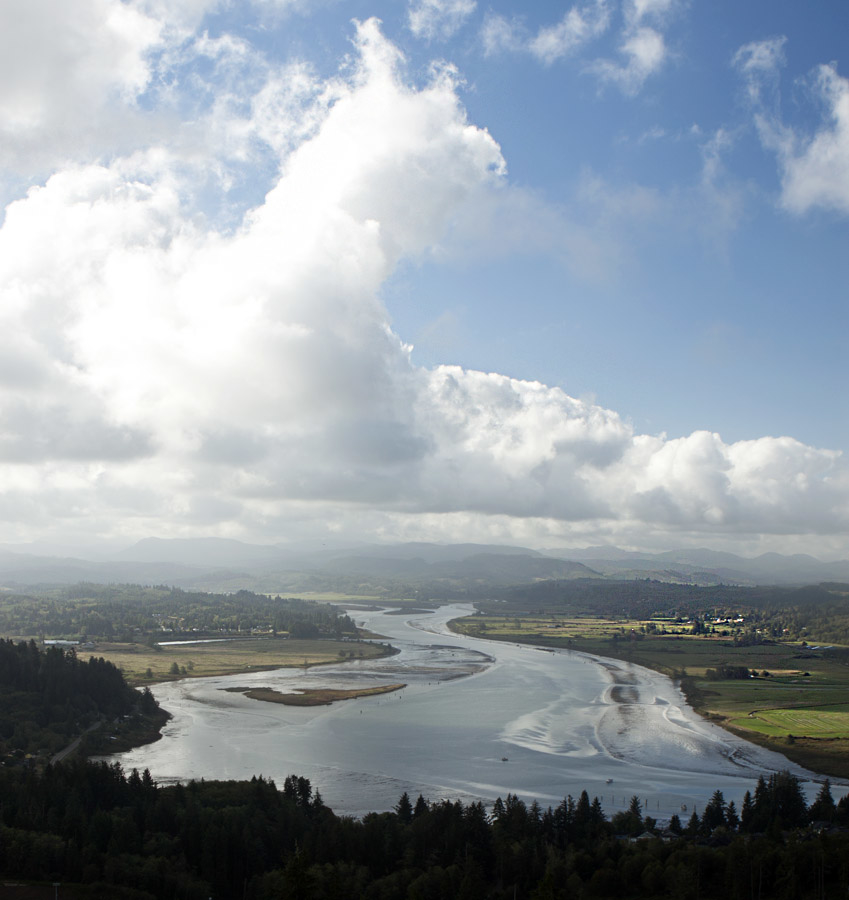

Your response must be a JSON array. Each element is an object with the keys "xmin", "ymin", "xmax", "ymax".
[
  {"xmin": 0, "ymin": 761, "xmax": 846, "ymax": 899},
  {"xmin": 0, "ymin": 639, "xmax": 160, "ymax": 760},
  {"xmin": 0, "ymin": 585, "xmax": 358, "ymax": 642}
]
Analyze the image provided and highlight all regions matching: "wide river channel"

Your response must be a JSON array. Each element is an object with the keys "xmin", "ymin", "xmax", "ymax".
[{"xmin": 109, "ymin": 604, "xmax": 846, "ymax": 818}]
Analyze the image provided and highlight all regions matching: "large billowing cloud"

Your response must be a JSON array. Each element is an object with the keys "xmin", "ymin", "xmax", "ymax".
[
  {"xmin": 0, "ymin": 12, "xmax": 846, "ymax": 554},
  {"xmin": 0, "ymin": 0, "xmax": 161, "ymax": 172}
]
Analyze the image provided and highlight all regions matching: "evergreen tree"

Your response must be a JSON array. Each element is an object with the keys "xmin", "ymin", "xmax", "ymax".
[
  {"xmin": 575, "ymin": 790, "xmax": 591, "ymax": 827},
  {"xmin": 628, "ymin": 794, "xmax": 644, "ymax": 833},
  {"xmin": 808, "ymin": 779, "xmax": 836, "ymax": 823},
  {"xmin": 395, "ymin": 791, "xmax": 413, "ymax": 825},
  {"xmin": 740, "ymin": 790, "xmax": 755, "ymax": 832},
  {"xmin": 589, "ymin": 796, "xmax": 605, "ymax": 825},
  {"xmin": 701, "ymin": 790, "xmax": 727, "ymax": 833},
  {"xmin": 835, "ymin": 792, "xmax": 849, "ymax": 827},
  {"xmin": 413, "ymin": 794, "xmax": 429, "ymax": 819},
  {"xmin": 725, "ymin": 800, "xmax": 739, "ymax": 831},
  {"xmin": 685, "ymin": 808, "xmax": 700, "ymax": 836},
  {"xmin": 769, "ymin": 770, "xmax": 808, "ymax": 829}
]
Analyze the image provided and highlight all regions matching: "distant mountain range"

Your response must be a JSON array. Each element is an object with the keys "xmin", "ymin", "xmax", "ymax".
[
  {"xmin": 541, "ymin": 545, "xmax": 849, "ymax": 586},
  {"xmin": 0, "ymin": 538, "xmax": 846, "ymax": 591}
]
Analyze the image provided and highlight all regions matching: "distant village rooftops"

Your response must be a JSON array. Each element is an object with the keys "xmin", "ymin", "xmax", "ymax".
[{"xmin": 43, "ymin": 639, "xmax": 96, "ymax": 650}]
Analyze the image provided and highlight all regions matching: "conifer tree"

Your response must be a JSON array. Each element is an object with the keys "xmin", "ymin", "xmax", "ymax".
[
  {"xmin": 808, "ymin": 779, "xmax": 836, "ymax": 823},
  {"xmin": 740, "ymin": 790, "xmax": 755, "ymax": 832},
  {"xmin": 726, "ymin": 800, "xmax": 739, "ymax": 831},
  {"xmin": 395, "ymin": 791, "xmax": 413, "ymax": 824},
  {"xmin": 686, "ymin": 808, "xmax": 700, "ymax": 836}
]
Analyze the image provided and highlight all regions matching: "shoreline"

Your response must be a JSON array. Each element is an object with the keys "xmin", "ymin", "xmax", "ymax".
[
  {"xmin": 449, "ymin": 622, "xmax": 848, "ymax": 784},
  {"xmin": 589, "ymin": 651, "xmax": 829, "ymax": 783},
  {"xmin": 82, "ymin": 637, "xmax": 399, "ymax": 758}
]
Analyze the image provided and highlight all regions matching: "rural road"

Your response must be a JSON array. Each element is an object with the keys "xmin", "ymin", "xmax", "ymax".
[{"xmin": 50, "ymin": 720, "xmax": 102, "ymax": 765}]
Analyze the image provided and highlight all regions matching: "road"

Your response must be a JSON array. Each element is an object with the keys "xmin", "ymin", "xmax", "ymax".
[{"xmin": 50, "ymin": 720, "xmax": 102, "ymax": 764}]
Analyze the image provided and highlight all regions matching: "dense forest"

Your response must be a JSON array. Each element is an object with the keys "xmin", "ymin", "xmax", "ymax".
[
  {"xmin": 0, "ymin": 639, "xmax": 161, "ymax": 759},
  {"xmin": 0, "ymin": 585, "xmax": 359, "ymax": 642},
  {"xmin": 0, "ymin": 760, "xmax": 846, "ymax": 899}
]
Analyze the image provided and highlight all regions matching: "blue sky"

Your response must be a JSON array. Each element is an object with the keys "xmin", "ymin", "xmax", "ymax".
[{"xmin": 0, "ymin": 0, "xmax": 846, "ymax": 556}]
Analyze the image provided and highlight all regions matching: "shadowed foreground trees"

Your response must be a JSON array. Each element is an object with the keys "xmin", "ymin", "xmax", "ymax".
[
  {"xmin": 1, "ymin": 762, "xmax": 849, "ymax": 899},
  {"xmin": 0, "ymin": 638, "xmax": 147, "ymax": 758}
]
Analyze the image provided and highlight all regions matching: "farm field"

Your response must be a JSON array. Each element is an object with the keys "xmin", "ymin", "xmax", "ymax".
[
  {"xmin": 450, "ymin": 613, "xmax": 849, "ymax": 779},
  {"xmin": 740, "ymin": 707, "xmax": 849, "ymax": 739}
]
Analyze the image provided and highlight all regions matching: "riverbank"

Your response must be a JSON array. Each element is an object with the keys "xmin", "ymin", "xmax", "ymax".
[
  {"xmin": 75, "ymin": 636, "xmax": 398, "ymax": 758},
  {"xmin": 81, "ymin": 707, "xmax": 172, "ymax": 756},
  {"xmin": 448, "ymin": 614, "xmax": 849, "ymax": 780}
]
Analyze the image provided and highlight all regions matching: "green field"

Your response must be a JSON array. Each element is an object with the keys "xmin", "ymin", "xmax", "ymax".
[
  {"xmin": 736, "ymin": 707, "xmax": 849, "ymax": 739},
  {"xmin": 450, "ymin": 613, "xmax": 849, "ymax": 779}
]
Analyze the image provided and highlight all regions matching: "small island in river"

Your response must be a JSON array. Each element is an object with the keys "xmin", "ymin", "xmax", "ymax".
[{"xmin": 224, "ymin": 682, "xmax": 406, "ymax": 706}]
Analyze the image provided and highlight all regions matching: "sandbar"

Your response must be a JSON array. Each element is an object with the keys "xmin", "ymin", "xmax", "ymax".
[{"xmin": 224, "ymin": 682, "xmax": 406, "ymax": 706}]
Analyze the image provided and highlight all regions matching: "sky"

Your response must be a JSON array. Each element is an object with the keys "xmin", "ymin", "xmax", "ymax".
[{"xmin": 0, "ymin": 0, "xmax": 847, "ymax": 558}]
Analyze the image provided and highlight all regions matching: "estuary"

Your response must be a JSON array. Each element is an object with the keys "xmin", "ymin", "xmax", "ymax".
[{"xmin": 109, "ymin": 605, "xmax": 843, "ymax": 817}]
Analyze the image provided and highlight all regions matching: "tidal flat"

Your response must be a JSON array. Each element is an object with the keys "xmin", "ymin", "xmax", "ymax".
[
  {"xmin": 449, "ymin": 613, "xmax": 849, "ymax": 778},
  {"xmin": 107, "ymin": 605, "xmax": 848, "ymax": 819}
]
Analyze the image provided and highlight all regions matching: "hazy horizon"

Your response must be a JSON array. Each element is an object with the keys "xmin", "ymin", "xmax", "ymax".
[{"xmin": 1, "ymin": 534, "xmax": 847, "ymax": 568}]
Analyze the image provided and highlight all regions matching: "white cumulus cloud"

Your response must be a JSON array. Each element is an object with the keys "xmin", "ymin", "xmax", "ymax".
[
  {"xmin": 0, "ymin": 9, "xmax": 846, "ymax": 553},
  {"xmin": 0, "ymin": 0, "xmax": 162, "ymax": 172}
]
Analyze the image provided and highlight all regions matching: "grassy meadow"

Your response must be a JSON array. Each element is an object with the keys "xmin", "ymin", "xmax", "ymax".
[{"xmin": 91, "ymin": 637, "xmax": 392, "ymax": 685}]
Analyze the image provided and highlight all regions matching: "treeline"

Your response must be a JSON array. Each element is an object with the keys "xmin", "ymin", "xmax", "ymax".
[
  {"xmin": 483, "ymin": 580, "xmax": 849, "ymax": 644},
  {"xmin": 0, "ymin": 639, "xmax": 155, "ymax": 758},
  {"xmin": 0, "ymin": 585, "xmax": 358, "ymax": 642},
  {"xmin": 702, "ymin": 665, "xmax": 753, "ymax": 681},
  {"xmin": 1, "ymin": 761, "xmax": 848, "ymax": 899},
  {"xmin": 5, "ymin": 578, "xmax": 848, "ymax": 646}
]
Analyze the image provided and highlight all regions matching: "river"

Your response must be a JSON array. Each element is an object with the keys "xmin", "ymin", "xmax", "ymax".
[{"xmin": 108, "ymin": 604, "xmax": 845, "ymax": 818}]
